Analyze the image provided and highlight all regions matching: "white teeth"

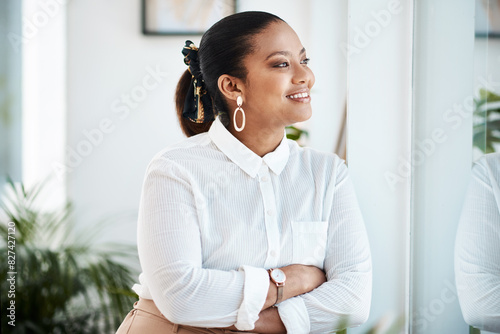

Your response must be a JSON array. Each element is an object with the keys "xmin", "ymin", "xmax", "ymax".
[{"xmin": 287, "ymin": 92, "xmax": 309, "ymax": 99}]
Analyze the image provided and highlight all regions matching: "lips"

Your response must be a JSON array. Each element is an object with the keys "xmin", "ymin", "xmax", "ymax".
[
  {"xmin": 286, "ymin": 92, "xmax": 309, "ymax": 99},
  {"xmin": 286, "ymin": 90, "xmax": 311, "ymax": 102}
]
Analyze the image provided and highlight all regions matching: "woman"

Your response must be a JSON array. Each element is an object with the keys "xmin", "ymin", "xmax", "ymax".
[
  {"xmin": 117, "ymin": 11, "xmax": 371, "ymax": 334},
  {"xmin": 455, "ymin": 152, "xmax": 500, "ymax": 332}
]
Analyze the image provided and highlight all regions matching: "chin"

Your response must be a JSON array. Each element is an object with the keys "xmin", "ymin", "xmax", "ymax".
[{"xmin": 294, "ymin": 109, "xmax": 313, "ymax": 123}]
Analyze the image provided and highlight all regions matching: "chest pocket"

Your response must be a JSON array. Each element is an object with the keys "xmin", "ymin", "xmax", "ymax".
[{"xmin": 291, "ymin": 221, "xmax": 328, "ymax": 269}]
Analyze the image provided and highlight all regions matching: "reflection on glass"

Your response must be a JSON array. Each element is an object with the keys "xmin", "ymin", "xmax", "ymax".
[
  {"xmin": 455, "ymin": 153, "xmax": 500, "ymax": 333},
  {"xmin": 473, "ymin": 0, "xmax": 500, "ymax": 159},
  {"xmin": 456, "ymin": 1, "xmax": 500, "ymax": 332},
  {"xmin": 473, "ymin": 88, "xmax": 500, "ymax": 154}
]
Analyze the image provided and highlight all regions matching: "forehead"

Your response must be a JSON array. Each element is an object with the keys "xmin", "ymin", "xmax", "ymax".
[{"xmin": 249, "ymin": 21, "xmax": 304, "ymax": 58}]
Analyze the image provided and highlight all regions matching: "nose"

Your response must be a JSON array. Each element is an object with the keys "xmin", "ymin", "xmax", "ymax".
[{"xmin": 292, "ymin": 63, "xmax": 315, "ymax": 87}]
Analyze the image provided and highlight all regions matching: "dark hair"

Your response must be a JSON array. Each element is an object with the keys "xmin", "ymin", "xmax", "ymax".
[{"xmin": 175, "ymin": 11, "xmax": 284, "ymax": 137}]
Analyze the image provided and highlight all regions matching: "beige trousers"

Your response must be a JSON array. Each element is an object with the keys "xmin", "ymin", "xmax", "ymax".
[{"xmin": 115, "ymin": 298, "xmax": 257, "ymax": 334}]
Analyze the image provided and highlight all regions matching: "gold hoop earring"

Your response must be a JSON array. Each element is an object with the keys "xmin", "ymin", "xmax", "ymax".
[{"xmin": 233, "ymin": 96, "xmax": 245, "ymax": 132}]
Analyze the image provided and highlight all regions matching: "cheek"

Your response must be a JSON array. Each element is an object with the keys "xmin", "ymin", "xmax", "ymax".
[{"xmin": 260, "ymin": 78, "xmax": 287, "ymax": 100}]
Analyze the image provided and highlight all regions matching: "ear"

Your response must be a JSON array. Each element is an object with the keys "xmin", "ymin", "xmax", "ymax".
[{"xmin": 217, "ymin": 74, "xmax": 244, "ymax": 103}]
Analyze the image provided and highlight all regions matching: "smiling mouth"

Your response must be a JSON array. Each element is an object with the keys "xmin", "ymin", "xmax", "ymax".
[
  {"xmin": 286, "ymin": 92, "xmax": 311, "ymax": 101},
  {"xmin": 286, "ymin": 92, "xmax": 309, "ymax": 99}
]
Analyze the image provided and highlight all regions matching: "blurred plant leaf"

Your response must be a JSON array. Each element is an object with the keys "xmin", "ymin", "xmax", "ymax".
[
  {"xmin": 475, "ymin": 88, "xmax": 500, "ymax": 109},
  {"xmin": 470, "ymin": 325, "xmax": 481, "ymax": 334},
  {"xmin": 0, "ymin": 179, "xmax": 138, "ymax": 333},
  {"xmin": 286, "ymin": 125, "xmax": 309, "ymax": 142},
  {"xmin": 473, "ymin": 88, "xmax": 500, "ymax": 153}
]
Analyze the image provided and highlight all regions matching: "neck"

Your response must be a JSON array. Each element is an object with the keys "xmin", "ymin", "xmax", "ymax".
[{"xmin": 229, "ymin": 122, "xmax": 284, "ymax": 157}]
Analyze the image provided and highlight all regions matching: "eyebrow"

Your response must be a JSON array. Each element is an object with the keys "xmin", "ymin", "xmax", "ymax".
[{"xmin": 265, "ymin": 47, "xmax": 306, "ymax": 60}]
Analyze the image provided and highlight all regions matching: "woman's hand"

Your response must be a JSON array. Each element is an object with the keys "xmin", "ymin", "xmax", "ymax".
[{"xmin": 263, "ymin": 264, "xmax": 326, "ymax": 310}]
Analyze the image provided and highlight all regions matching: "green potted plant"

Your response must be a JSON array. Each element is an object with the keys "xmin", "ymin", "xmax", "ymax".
[{"xmin": 0, "ymin": 178, "xmax": 138, "ymax": 333}]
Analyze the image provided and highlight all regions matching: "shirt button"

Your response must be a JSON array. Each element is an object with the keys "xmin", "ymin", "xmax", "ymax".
[
  {"xmin": 267, "ymin": 210, "xmax": 274, "ymax": 216},
  {"xmin": 261, "ymin": 176, "xmax": 269, "ymax": 182},
  {"xmin": 270, "ymin": 250, "xmax": 278, "ymax": 257}
]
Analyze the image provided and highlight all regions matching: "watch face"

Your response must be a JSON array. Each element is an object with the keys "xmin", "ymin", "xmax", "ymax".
[{"xmin": 271, "ymin": 269, "xmax": 286, "ymax": 283}]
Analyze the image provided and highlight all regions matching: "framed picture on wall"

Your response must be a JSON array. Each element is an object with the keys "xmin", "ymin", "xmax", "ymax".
[{"xmin": 142, "ymin": 0, "xmax": 237, "ymax": 35}]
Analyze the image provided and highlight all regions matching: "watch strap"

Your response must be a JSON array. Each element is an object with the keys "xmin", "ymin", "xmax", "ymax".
[
  {"xmin": 269, "ymin": 268, "xmax": 285, "ymax": 305},
  {"xmin": 276, "ymin": 284, "xmax": 284, "ymax": 305}
]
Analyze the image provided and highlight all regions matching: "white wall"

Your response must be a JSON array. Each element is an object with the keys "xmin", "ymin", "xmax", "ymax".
[
  {"xmin": 21, "ymin": 0, "xmax": 67, "ymax": 208},
  {"xmin": 347, "ymin": 0, "xmax": 413, "ymax": 331},
  {"xmin": 65, "ymin": 0, "xmax": 347, "ymax": 245},
  {"xmin": 66, "ymin": 0, "xmax": 187, "ymax": 244}
]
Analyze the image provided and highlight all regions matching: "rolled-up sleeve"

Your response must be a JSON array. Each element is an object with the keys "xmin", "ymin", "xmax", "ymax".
[
  {"xmin": 277, "ymin": 297, "xmax": 310, "ymax": 333},
  {"xmin": 236, "ymin": 265, "xmax": 270, "ymax": 329},
  {"xmin": 137, "ymin": 157, "xmax": 269, "ymax": 330},
  {"xmin": 278, "ymin": 160, "xmax": 372, "ymax": 333}
]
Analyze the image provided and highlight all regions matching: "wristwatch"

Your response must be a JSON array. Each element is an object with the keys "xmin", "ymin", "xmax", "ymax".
[{"xmin": 268, "ymin": 268, "xmax": 286, "ymax": 305}]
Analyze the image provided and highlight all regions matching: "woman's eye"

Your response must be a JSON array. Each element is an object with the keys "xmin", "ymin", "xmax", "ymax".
[
  {"xmin": 301, "ymin": 58, "xmax": 310, "ymax": 65},
  {"xmin": 275, "ymin": 62, "xmax": 289, "ymax": 68}
]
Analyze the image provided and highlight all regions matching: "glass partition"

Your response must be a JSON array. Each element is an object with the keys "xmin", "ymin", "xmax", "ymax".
[
  {"xmin": 411, "ymin": 0, "xmax": 475, "ymax": 332},
  {"xmin": 456, "ymin": 1, "xmax": 500, "ymax": 333}
]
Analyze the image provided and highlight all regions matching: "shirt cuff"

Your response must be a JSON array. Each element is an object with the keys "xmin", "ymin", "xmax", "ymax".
[
  {"xmin": 277, "ymin": 297, "xmax": 310, "ymax": 334},
  {"xmin": 235, "ymin": 265, "xmax": 270, "ymax": 330},
  {"xmin": 131, "ymin": 273, "xmax": 152, "ymax": 299}
]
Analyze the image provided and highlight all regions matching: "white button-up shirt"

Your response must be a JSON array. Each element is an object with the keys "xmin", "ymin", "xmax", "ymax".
[
  {"xmin": 455, "ymin": 152, "xmax": 500, "ymax": 332},
  {"xmin": 132, "ymin": 117, "xmax": 372, "ymax": 333}
]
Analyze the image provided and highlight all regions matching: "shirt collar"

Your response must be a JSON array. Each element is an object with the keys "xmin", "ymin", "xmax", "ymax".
[{"xmin": 208, "ymin": 117, "xmax": 290, "ymax": 178}]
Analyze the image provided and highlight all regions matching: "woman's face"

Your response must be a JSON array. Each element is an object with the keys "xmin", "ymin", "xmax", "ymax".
[{"xmin": 240, "ymin": 21, "xmax": 315, "ymax": 130}]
